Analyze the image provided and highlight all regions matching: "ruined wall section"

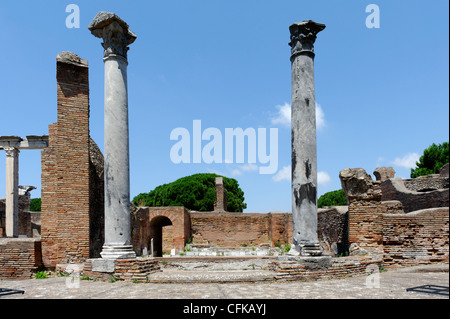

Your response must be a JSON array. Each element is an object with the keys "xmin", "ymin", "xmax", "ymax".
[
  {"xmin": 190, "ymin": 212, "xmax": 272, "ymax": 248},
  {"xmin": 341, "ymin": 167, "xmax": 449, "ymax": 267},
  {"xmin": 89, "ymin": 137, "xmax": 105, "ymax": 258},
  {"xmin": 383, "ymin": 207, "xmax": 449, "ymax": 267},
  {"xmin": 318, "ymin": 206, "xmax": 348, "ymax": 256},
  {"xmin": 0, "ymin": 238, "xmax": 43, "ymax": 279},
  {"xmin": 41, "ymin": 52, "xmax": 104, "ymax": 267},
  {"xmin": 131, "ymin": 208, "xmax": 349, "ymax": 256},
  {"xmin": 339, "ymin": 168, "xmax": 384, "ymax": 255},
  {"xmin": 381, "ymin": 177, "xmax": 449, "ymax": 213}
]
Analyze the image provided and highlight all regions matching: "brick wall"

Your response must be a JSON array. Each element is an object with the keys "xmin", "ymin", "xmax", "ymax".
[
  {"xmin": 131, "ymin": 207, "xmax": 191, "ymax": 256},
  {"xmin": 190, "ymin": 212, "xmax": 296, "ymax": 248},
  {"xmin": 348, "ymin": 200, "xmax": 384, "ymax": 250},
  {"xmin": 383, "ymin": 207, "xmax": 449, "ymax": 268},
  {"xmin": 41, "ymin": 52, "xmax": 104, "ymax": 267},
  {"xmin": 0, "ymin": 238, "xmax": 42, "ymax": 279},
  {"xmin": 191, "ymin": 212, "xmax": 271, "ymax": 247},
  {"xmin": 318, "ymin": 207, "xmax": 348, "ymax": 255},
  {"xmin": 268, "ymin": 212, "xmax": 293, "ymax": 247},
  {"xmin": 131, "ymin": 209, "xmax": 350, "ymax": 255},
  {"xmin": 88, "ymin": 138, "xmax": 105, "ymax": 258}
]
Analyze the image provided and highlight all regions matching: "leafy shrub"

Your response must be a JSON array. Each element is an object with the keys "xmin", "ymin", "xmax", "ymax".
[{"xmin": 30, "ymin": 198, "xmax": 41, "ymax": 212}]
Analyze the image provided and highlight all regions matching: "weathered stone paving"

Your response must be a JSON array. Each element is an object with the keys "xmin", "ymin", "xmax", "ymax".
[{"xmin": 1, "ymin": 264, "xmax": 447, "ymax": 299}]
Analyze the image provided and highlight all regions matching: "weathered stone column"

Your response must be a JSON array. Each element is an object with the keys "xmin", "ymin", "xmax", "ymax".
[
  {"xmin": 89, "ymin": 12, "xmax": 137, "ymax": 259},
  {"xmin": 289, "ymin": 20, "xmax": 325, "ymax": 256},
  {"xmin": 5, "ymin": 147, "xmax": 19, "ymax": 237}
]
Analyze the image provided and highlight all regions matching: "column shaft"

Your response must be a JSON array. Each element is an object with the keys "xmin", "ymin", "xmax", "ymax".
[
  {"xmin": 89, "ymin": 12, "xmax": 137, "ymax": 259},
  {"xmin": 5, "ymin": 148, "xmax": 19, "ymax": 237},
  {"xmin": 291, "ymin": 53, "xmax": 318, "ymax": 246},
  {"xmin": 289, "ymin": 20, "xmax": 325, "ymax": 256},
  {"xmin": 102, "ymin": 56, "xmax": 133, "ymax": 255}
]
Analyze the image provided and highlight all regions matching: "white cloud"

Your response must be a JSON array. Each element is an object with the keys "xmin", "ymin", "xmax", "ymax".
[
  {"xmin": 318, "ymin": 171, "xmax": 331, "ymax": 186},
  {"xmin": 316, "ymin": 103, "xmax": 326, "ymax": 130},
  {"xmin": 271, "ymin": 102, "xmax": 326, "ymax": 130},
  {"xmin": 392, "ymin": 153, "xmax": 420, "ymax": 169},
  {"xmin": 271, "ymin": 102, "xmax": 291, "ymax": 127},
  {"xmin": 272, "ymin": 165, "xmax": 291, "ymax": 182}
]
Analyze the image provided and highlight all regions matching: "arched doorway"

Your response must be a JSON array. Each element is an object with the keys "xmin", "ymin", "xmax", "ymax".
[
  {"xmin": 149, "ymin": 215, "xmax": 173, "ymax": 257},
  {"xmin": 131, "ymin": 207, "xmax": 191, "ymax": 257}
]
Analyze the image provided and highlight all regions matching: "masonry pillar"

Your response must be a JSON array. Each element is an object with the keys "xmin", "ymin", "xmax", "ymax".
[
  {"xmin": 89, "ymin": 12, "xmax": 137, "ymax": 259},
  {"xmin": 4, "ymin": 147, "xmax": 19, "ymax": 237},
  {"xmin": 289, "ymin": 20, "xmax": 325, "ymax": 256},
  {"xmin": 214, "ymin": 177, "xmax": 227, "ymax": 212}
]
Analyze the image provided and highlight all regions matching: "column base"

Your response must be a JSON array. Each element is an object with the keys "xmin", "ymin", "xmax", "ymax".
[
  {"xmin": 100, "ymin": 245, "xmax": 136, "ymax": 260},
  {"xmin": 288, "ymin": 243, "xmax": 324, "ymax": 257}
]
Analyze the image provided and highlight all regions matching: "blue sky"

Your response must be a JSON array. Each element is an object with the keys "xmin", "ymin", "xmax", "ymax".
[{"xmin": 0, "ymin": 1, "xmax": 448, "ymax": 213}]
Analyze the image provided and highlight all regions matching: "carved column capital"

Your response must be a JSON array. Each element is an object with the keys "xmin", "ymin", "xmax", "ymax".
[
  {"xmin": 89, "ymin": 12, "xmax": 137, "ymax": 61},
  {"xmin": 289, "ymin": 20, "xmax": 326, "ymax": 61},
  {"xmin": 4, "ymin": 147, "xmax": 20, "ymax": 158}
]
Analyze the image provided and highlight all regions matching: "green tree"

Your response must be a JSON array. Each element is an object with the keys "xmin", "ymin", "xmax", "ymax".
[
  {"xmin": 410, "ymin": 142, "xmax": 449, "ymax": 178},
  {"xmin": 30, "ymin": 198, "xmax": 41, "ymax": 212},
  {"xmin": 132, "ymin": 173, "xmax": 247, "ymax": 212},
  {"xmin": 318, "ymin": 189, "xmax": 347, "ymax": 208}
]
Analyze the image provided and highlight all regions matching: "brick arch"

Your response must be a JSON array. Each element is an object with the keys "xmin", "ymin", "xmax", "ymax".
[
  {"xmin": 147, "ymin": 207, "xmax": 191, "ymax": 256},
  {"xmin": 148, "ymin": 215, "xmax": 173, "ymax": 257}
]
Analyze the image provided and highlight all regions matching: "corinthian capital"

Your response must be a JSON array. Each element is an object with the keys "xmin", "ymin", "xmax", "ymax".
[
  {"xmin": 4, "ymin": 147, "xmax": 20, "ymax": 158},
  {"xmin": 89, "ymin": 12, "xmax": 137, "ymax": 61},
  {"xmin": 289, "ymin": 20, "xmax": 325, "ymax": 61}
]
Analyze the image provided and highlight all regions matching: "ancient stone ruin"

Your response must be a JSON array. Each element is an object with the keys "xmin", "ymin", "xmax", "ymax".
[{"xmin": 0, "ymin": 13, "xmax": 448, "ymax": 282}]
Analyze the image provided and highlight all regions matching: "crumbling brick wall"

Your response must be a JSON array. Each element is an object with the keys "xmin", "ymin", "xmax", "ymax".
[
  {"xmin": 269, "ymin": 212, "xmax": 293, "ymax": 247},
  {"xmin": 341, "ymin": 167, "xmax": 449, "ymax": 265},
  {"xmin": 131, "ymin": 209, "xmax": 351, "ymax": 255},
  {"xmin": 131, "ymin": 206, "xmax": 190, "ymax": 256},
  {"xmin": 190, "ymin": 212, "xmax": 297, "ymax": 248},
  {"xmin": 89, "ymin": 138, "xmax": 105, "ymax": 258},
  {"xmin": 383, "ymin": 207, "xmax": 449, "ymax": 268},
  {"xmin": 0, "ymin": 238, "xmax": 42, "ymax": 279},
  {"xmin": 1, "ymin": 195, "xmax": 39, "ymax": 237},
  {"xmin": 348, "ymin": 200, "xmax": 384, "ymax": 251},
  {"xmin": 41, "ymin": 52, "xmax": 104, "ymax": 267},
  {"xmin": 381, "ymin": 176, "xmax": 449, "ymax": 213},
  {"xmin": 318, "ymin": 206, "xmax": 348, "ymax": 256}
]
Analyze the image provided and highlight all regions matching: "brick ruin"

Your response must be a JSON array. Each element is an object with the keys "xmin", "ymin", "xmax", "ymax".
[
  {"xmin": 39, "ymin": 52, "xmax": 105, "ymax": 268},
  {"xmin": 341, "ymin": 166, "xmax": 449, "ymax": 266},
  {"xmin": 1, "ymin": 55, "xmax": 448, "ymax": 280}
]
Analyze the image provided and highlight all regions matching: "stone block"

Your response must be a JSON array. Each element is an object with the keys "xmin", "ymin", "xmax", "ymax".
[
  {"xmin": 373, "ymin": 167, "xmax": 396, "ymax": 182},
  {"xmin": 91, "ymin": 259, "xmax": 115, "ymax": 273},
  {"xmin": 340, "ymin": 168, "xmax": 381, "ymax": 202},
  {"xmin": 276, "ymin": 255, "xmax": 332, "ymax": 270}
]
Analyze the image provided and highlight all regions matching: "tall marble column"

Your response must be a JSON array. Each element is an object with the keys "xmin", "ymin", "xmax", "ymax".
[
  {"xmin": 5, "ymin": 147, "xmax": 19, "ymax": 237},
  {"xmin": 89, "ymin": 12, "xmax": 137, "ymax": 259},
  {"xmin": 289, "ymin": 20, "xmax": 326, "ymax": 256}
]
